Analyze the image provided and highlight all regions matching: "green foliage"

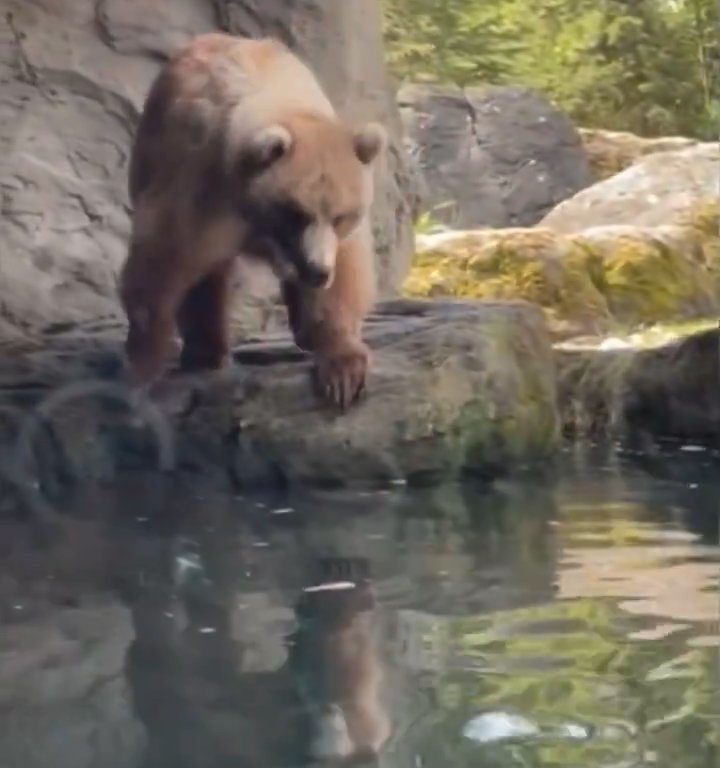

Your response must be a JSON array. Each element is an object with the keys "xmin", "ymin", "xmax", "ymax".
[
  {"xmin": 383, "ymin": 0, "xmax": 720, "ymax": 140},
  {"xmin": 383, "ymin": 0, "xmax": 524, "ymax": 86}
]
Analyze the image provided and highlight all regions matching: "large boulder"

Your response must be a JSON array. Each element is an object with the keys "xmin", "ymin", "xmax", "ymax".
[
  {"xmin": 397, "ymin": 84, "xmax": 594, "ymax": 230},
  {"xmin": 0, "ymin": 0, "xmax": 416, "ymax": 342},
  {"xmin": 404, "ymin": 200, "xmax": 720, "ymax": 337},
  {"xmin": 539, "ymin": 143, "xmax": 719, "ymax": 234},
  {"xmin": 0, "ymin": 300, "xmax": 559, "ymax": 493}
]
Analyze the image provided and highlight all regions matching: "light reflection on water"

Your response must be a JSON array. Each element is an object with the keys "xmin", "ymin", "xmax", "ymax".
[{"xmin": 0, "ymin": 448, "xmax": 717, "ymax": 768}]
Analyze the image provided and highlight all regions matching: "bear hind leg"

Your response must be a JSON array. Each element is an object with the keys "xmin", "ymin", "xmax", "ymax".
[
  {"xmin": 177, "ymin": 259, "xmax": 235, "ymax": 373},
  {"xmin": 122, "ymin": 254, "xmax": 188, "ymax": 387}
]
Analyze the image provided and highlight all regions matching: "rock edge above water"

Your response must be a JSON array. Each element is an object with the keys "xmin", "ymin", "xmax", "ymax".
[{"xmin": 0, "ymin": 300, "xmax": 559, "ymax": 496}]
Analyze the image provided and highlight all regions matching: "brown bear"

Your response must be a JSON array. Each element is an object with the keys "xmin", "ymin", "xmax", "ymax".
[{"xmin": 119, "ymin": 33, "xmax": 386, "ymax": 409}]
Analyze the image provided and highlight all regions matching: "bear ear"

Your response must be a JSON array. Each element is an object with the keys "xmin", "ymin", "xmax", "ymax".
[
  {"xmin": 244, "ymin": 124, "xmax": 293, "ymax": 170},
  {"xmin": 352, "ymin": 122, "xmax": 387, "ymax": 165}
]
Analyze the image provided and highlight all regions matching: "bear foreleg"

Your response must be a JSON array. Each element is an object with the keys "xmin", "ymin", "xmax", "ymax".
[{"xmin": 283, "ymin": 234, "xmax": 375, "ymax": 410}]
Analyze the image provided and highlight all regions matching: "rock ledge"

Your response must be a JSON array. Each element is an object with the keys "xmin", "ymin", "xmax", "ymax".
[{"xmin": 0, "ymin": 300, "xmax": 559, "ymax": 497}]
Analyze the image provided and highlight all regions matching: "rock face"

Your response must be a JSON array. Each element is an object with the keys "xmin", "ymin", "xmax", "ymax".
[
  {"xmin": 558, "ymin": 328, "xmax": 720, "ymax": 442},
  {"xmin": 0, "ymin": 300, "xmax": 559, "ymax": 493},
  {"xmin": 404, "ymin": 200, "xmax": 720, "ymax": 337},
  {"xmin": 0, "ymin": 0, "xmax": 416, "ymax": 342},
  {"xmin": 397, "ymin": 84, "xmax": 593, "ymax": 230},
  {"xmin": 539, "ymin": 144, "xmax": 719, "ymax": 234},
  {"xmin": 578, "ymin": 127, "xmax": 706, "ymax": 181}
]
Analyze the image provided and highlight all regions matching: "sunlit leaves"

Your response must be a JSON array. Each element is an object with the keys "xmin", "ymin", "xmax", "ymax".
[{"xmin": 383, "ymin": 0, "xmax": 719, "ymax": 139}]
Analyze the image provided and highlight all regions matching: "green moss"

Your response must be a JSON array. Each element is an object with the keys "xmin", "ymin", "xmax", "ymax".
[
  {"xmin": 445, "ymin": 319, "xmax": 559, "ymax": 471},
  {"xmin": 678, "ymin": 199, "xmax": 720, "ymax": 294},
  {"xmin": 682, "ymin": 198, "xmax": 720, "ymax": 238},
  {"xmin": 405, "ymin": 214, "xmax": 720, "ymax": 336},
  {"xmin": 405, "ymin": 230, "xmax": 611, "ymax": 335},
  {"xmin": 578, "ymin": 232, "xmax": 715, "ymax": 323}
]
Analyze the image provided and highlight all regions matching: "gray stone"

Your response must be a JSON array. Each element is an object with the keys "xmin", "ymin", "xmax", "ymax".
[
  {"xmin": 398, "ymin": 84, "xmax": 593, "ymax": 230},
  {"xmin": 0, "ymin": 0, "xmax": 416, "ymax": 343},
  {"xmin": 0, "ymin": 300, "xmax": 559, "ymax": 492},
  {"xmin": 540, "ymin": 143, "xmax": 719, "ymax": 233}
]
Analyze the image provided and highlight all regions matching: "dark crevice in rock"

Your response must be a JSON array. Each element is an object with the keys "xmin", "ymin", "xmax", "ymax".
[
  {"xmin": 93, "ymin": 0, "xmax": 117, "ymax": 54},
  {"xmin": 5, "ymin": 11, "xmax": 40, "ymax": 86}
]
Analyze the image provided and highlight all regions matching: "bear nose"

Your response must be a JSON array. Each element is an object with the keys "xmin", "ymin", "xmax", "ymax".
[{"xmin": 299, "ymin": 264, "xmax": 331, "ymax": 288}]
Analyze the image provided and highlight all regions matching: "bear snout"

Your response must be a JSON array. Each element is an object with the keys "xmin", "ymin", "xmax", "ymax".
[{"xmin": 298, "ymin": 262, "xmax": 332, "ymax": 288}]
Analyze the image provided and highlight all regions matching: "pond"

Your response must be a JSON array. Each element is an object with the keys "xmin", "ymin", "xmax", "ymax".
[{"xmin": 0, "ymin": 445, "xmax": 717, "ymax": 768}]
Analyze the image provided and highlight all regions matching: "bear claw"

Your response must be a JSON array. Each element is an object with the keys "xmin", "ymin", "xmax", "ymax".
[{"xmin": 314, "ymin": 341, "xmax": 369, "ymax": 411}]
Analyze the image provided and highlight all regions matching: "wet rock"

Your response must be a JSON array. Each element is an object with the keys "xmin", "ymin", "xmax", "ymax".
[
  {"xmin": 558, "ymin": 327, "xmax": 720, "ymax": 442},
  {"xmin": 0, "ymin": 0, "xmax": 416, "ymax": 344},
  {"xmin": 0, "ymin": 300, "xmax": 559, "ymax": 492},
  {"xmin": 398, "ymin": 84, "xmax": 593, "ymax": 229},
  {"xmin": 539, "ymin": 143, "xmax": 719, "ymax": 234},
  {"xmin": 578, "ymin": 127, "xmax": 708, "ymax": 180}
]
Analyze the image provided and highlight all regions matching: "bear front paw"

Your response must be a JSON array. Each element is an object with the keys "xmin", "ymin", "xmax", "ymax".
[{"xmin": 313, "ymin": 340, "xmax": 370, "ymax": 411}]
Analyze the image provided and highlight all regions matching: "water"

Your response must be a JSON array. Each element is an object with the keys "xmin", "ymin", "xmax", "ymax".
[{"xmin": 0, "ymin": 447, "xmax": 718, "ymax": 768}]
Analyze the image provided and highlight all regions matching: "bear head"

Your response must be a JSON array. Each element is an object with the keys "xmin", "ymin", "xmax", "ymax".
[{"xmin": 227, "ymin": 113, "xmax": 386, "ymax": 288}]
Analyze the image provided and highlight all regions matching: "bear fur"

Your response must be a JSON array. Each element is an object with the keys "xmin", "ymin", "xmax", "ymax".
[{"xmin": 119, "ymin": 33, "xmax": 386, "ymax": 408}]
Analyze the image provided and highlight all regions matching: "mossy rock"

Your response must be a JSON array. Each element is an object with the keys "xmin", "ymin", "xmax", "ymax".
[
  {"xmin": 0, "ymin": 300, "xmax": 559, "ymax": 492},
  {"xmin": 573, "ymin": 222, "xmax": 718, "ymax": 324},
  {"xmin": 404, "ymin": 199, "xmax": 720, "ymax": 335},
  {"xmin": 405, "ymin": 229, "xmax": 610, "ymax": 336}
]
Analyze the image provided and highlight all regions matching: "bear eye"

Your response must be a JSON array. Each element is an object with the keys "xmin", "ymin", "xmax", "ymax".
[
  {"xmin": 332, "ymin": 213, "xmax": 357, "ymax": 231},
  {"xmin": 276, "ymin": 200, "xmax": 311, "ymax": 230}
]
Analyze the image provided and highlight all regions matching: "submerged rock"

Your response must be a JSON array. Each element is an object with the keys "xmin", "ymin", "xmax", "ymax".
[
  {"xmin": 404, "ymin": 203, "xmax": 720, "ymax": 336},
  {"xmin": 462, "ymin": 711, "xmax": 539, "ymax": 744},
  {"xmin": 0, "ymin": 300, "xmax": 559, "ymax": 494}
]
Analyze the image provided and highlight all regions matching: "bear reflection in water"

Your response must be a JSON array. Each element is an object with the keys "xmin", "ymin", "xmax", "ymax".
[
  {"xmin": 128, "ymin": 558, "xmax": 391, "ymax": 767},
  {"xmin": 290, "ymin": 573, "xmax": 392, "ymax": 764}
]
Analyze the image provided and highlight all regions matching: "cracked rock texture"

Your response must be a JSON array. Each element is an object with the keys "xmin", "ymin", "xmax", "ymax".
[
  {"xmin": 398, "ymin": 83, "xmax": 593, "ymax": 230},
  {"xmin": 0, "ymin": 0, "xmax": 416, "ymax": 342}
]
